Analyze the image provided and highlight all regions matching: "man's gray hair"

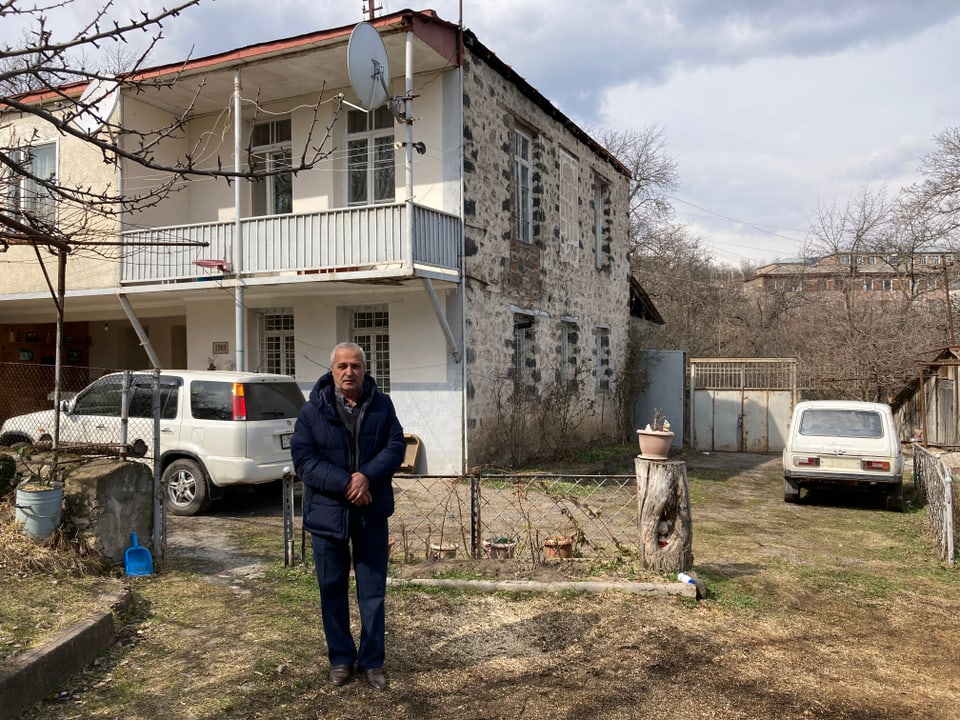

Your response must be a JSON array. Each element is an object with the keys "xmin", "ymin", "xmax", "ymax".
[{"xmin": 330, "ymin": 341, "xmax": 366, "ymax": 367}]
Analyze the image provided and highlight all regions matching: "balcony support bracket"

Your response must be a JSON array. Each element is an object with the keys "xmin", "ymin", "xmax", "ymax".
[{"xmin": 422, "ymin": 278, "xmax": 462, "ymax": 363}]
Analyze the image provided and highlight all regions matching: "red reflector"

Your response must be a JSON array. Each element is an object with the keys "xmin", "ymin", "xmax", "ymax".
[
  {"xmin": 862, "ymin": 460, "xmax": 890, "ymax": 471},
  {"xmin": 797, "ymin": 457, "xmax": 819, "ymax": 467},
  {"xmin": 233, "ymin": 383, "xmax": 247, "ymax": 421}
]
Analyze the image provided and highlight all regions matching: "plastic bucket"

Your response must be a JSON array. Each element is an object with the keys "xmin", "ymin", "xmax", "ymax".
[{"xmin": 14, "ymin": 481, "xmax": 64, "ymax": 540}]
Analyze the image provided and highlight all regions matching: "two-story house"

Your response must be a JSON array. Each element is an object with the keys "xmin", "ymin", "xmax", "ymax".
[{"xmin": 0, "ymin": 9, "xmax": 636, "ymax": 472}]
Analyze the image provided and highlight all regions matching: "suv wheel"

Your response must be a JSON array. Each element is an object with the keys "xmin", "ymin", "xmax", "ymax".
[{"xmin": 163, "ymin": 458, "xmax": 212, "ymax": 516}]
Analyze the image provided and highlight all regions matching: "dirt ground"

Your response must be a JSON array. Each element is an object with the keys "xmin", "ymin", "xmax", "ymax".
[{"xmin": 9, "ymin": 450, "xmax": 960, "ymax": 719}]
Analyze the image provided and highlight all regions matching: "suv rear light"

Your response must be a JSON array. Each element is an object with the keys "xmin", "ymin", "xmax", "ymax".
[
  {"xmin": 796, "ymin": 456, "xmax": 820, "ymax": 467},
  {"xmin": 862, "ymin": 460, "xmax": 890, "ymax": 471},
  {"xmin": 232, "ymin": 383, "xmax": 247, "ymax": 421}
]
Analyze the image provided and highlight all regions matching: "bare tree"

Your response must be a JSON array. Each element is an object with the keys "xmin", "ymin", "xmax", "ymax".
[
  {"xmin": 1, "ymin": 0, "xmax": 340, "ymax": 253},
  {"xmin": 597, "ymin": 125, "xmax": 679, "ymax": 256}
]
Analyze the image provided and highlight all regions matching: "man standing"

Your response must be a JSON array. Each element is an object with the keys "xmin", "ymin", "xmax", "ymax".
[{"xmin": 291, "ymin": 342, "xmax": 405, "ymax": 691}]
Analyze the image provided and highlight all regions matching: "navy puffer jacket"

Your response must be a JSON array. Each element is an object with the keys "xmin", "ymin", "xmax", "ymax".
[{"xmin": 291, "ymin": 372, "xmax": 405, "ymax": 539}]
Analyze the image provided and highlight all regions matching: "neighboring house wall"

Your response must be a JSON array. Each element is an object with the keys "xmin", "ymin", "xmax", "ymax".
[
  {"xmin": 460, "ymin": 48, "xmax": 630, "ymax": 463},
  {"xmin": 0, "ymin": 109, "xmax": 120, "ymax": 297}
]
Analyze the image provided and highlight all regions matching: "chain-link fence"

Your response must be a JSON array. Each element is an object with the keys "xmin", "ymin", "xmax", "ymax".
[
  {"xmin": 0, "ymin": 364, "xmax": 157, "ymax": 464},
  {"xmin": 913, "ymin": 444, "xmax": 957, "ymax": 566},
  {"xmin": 285, "ymin": 472, "xmax": 641, "ymax": 566}
]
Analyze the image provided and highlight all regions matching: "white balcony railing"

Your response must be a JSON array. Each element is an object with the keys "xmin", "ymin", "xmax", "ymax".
[{"xmin": 120, "ymin": 203, "xmax": 461, "ymax": 285}]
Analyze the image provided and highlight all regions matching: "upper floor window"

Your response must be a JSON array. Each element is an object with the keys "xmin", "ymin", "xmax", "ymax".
[
  {"xmin": 251, "ymin": 119, "xmax": 292, "ymax": 216},
  {"xmin": 347, "ymin": 107, "xmax": 395, "ymax": 206},
  {"xmin": 514, "ymin": 128, "xmax": 533, "ymax": 244},
  {"xmin": 8, "ymin": 143, "xmax": 57, "ymax": 226},
  {"xmin": 559, "ymin": 149, "xmax": 579, "ymax": 261},
  {"xmin": 593, "ymin": 179, "xmax": 609, "ymax": 270}
]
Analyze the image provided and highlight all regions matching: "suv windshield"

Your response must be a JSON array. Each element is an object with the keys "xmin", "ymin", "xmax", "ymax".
[
  {"xmin": 798, "ymin": 409, "xmax": 883, "ymax": 439},
  {"xmin": 190, "ymin": 381, "xmax": 304, "ymax": 421}
]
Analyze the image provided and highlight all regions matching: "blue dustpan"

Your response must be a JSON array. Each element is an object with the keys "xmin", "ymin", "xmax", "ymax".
[{"xmin": 124, "ymin": 532, "xmax": 154, "ymax": 576}]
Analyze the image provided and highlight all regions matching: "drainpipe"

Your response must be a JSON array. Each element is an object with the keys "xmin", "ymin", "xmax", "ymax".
[
  {"xmin": 234, "ymin": 70, "xmax": 246, "ymax": 371},
  {"xmin": 457, "ymin": 7, "xmax": 469, "ymax": 475},
  {"xmin": 405, "ymin": 31, "xmax": 414, "ymax": 273}
]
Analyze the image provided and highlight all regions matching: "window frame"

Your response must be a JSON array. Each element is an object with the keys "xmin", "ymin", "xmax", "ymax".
[
  {"xmin": 514, "ymin": 128, "xmax": 533, "ymax": 244},
  {"xmin": 250, "ymin": 118, "xmax": 293, "ymax": 216},
  {"xmin": 346, "ymin": 107, "xmax": 396, "ymax": 206}
]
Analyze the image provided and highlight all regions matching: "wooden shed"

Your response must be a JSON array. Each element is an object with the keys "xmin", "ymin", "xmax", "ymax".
[{"xmin": 891, "ymin": 346, "xmax": 960, "ymax": 448}]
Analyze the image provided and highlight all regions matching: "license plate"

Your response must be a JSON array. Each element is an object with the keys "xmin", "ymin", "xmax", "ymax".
[
  {"xmin": 280, "ymin": 433, "xmax": 292, "ymax": 449},
  {"xmin": 821, "ymin": 456, "xmax": 860, "ymax": 470}
]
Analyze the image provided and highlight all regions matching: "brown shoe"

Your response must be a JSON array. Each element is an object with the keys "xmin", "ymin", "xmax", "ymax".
[
  {"xmin": 329, "ymin": 664, "xmax": 352, "ymax": 686},
  {"xmin": 364, "ymin": 667, "xmax": 387, "ymax": 691}
]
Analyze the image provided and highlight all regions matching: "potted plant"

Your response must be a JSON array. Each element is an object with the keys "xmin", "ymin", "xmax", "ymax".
[
  {"xmin": 12, "ymin": 448, "xmax": 64, "ymax": 541},
  {"xmin": 429, "ymin": 542, "xmax": 459, "ymax": 559},
  {"xmin": 482, "ymin": 534, "xmax": 518, "ymax": 559},
  {"xmin": 542, "ymin": 534, "xmax": 575, "ymax": 559},
  {"xmin": 637, "ymin": 409, "xmax": 674, "ymax": 460}
]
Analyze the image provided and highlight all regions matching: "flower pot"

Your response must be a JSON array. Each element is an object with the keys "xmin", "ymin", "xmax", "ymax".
[
  {"xmin": 14, "ymin": 481, "xmax": 64, "ymax": 540},
  {"xmin": 429, "ymin": 542, "xmax": 459, "ymax": 560},
  {"xmin": 483, "ymin": 540, "xmax": 518, "ymax": 559},
  {"xmin": 637, "ymin": 429, "xmax": 674, "ymax": 460},
  {"xmin": 543, "ymin": 537, "xmax": 574, "ymax": 559}
]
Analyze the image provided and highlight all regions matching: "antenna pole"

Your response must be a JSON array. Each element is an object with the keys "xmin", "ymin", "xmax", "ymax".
[{"xmin": 364, "ymin": 3, "xmax": 381, "ymax": 21}]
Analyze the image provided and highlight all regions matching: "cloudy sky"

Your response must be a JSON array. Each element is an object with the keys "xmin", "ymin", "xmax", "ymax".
[{"xmin": 28, "ymin": 0, "xmax": 960, "ymax": 267}]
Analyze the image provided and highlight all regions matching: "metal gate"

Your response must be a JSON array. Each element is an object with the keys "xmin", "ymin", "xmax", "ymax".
[{"xmin": 689, "ymin": 358, "xmax": 797, "ymax": 453}]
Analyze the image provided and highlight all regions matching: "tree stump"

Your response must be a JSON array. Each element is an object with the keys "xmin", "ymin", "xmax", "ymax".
[{"xmin": 635, "ymin": 458, "xmax": 693, "ymax": 572}]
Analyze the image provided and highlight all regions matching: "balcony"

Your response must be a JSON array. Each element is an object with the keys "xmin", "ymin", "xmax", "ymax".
[{"xmin": 120, "ymin": 203, "xmax": 461, "ymax": 286}]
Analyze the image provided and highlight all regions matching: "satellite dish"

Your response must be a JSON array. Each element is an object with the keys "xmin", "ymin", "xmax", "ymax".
[
  {"xmin": 72, "ymin": 78, "xmax": 119, "ymax": 134},
  {"xmin": 347, "ymin": 22, "xmax": 391, "ymax": 111}
]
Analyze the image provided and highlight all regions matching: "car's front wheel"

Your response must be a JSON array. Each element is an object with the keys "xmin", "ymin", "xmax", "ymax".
[{"xmin": 163, "ymin": 458, "xmax": 212, "ymax": 516}]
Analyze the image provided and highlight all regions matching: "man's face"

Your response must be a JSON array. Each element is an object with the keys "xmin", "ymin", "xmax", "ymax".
[{"xmin": 332, "ymin": 347, "xmax": 366, "ymax": 400}]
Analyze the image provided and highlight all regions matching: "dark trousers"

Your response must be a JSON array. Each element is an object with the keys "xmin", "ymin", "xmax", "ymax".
[{"xmin": 310, "ymin": 514, "xmax": 389, "ymax": 670}]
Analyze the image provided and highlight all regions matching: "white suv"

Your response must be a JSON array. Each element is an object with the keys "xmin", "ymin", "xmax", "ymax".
[{"xmin": 0, "ymin": 370, "xmax": 304, "ymax": 515}]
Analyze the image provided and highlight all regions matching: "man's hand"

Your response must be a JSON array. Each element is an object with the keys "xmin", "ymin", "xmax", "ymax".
[{"xmin": 345, "ymin": 472, "xmax": 372, "ymax": 506}]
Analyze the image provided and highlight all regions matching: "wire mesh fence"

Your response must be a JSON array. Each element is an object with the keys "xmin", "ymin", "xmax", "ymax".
[
  {"xmin": 384, "ymin": 472, "xmax": 640, "ymax": 564},
  {"xmin": 913, "ymin": 445, "xmax": 957, "ymax": 566},
  {"xmin": 0, "ymin": 365, "xmax": 159, "ymax": 465}
]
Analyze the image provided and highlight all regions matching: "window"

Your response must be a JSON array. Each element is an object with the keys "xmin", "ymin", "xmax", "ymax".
[
  {"xmin": 841, "ymin": 255, "xmax": 851, "ymax": 266},
  {"xmin": 347, "ymin": 107, "xmax": 395, "ymax": 205},
  {"xmin": 862, "ymin": 278, "xmax": 873, "ymax": 291},
  {"xmin": 251, "ymin": 119, "xmax": 292, "ymax": 216},
  {"xmin": 9, "ymin": 143, "xmax": 57, "ymax": 226},
  {"xmin": 73, "ymin": 375, "xmax": 124, "ymax": 416},
  {"xmin": 561, "ymin": 320, "xmax": 579, "ymax": 387},
  {"xmin": 882, "ymin": 279, "xmax": 893, "ymax": 292},
  {"xmin": 932, "ymin": 255, "xmax": 942, "ymax": 265},
  {"xmin": 128, "ymin": 377, "xmax": 181, "ymax": 420},
  {"xmin": 512, "ymin": 313, "xmax": 536, "ymax": 392},
  {"xmin": 559, "ymin": 150, "xmax": 579, "ymax": 260},
  {"xmin": 514, "ymin": 128, "xmax": 533, "ymax": 244},
  {"xmin": 259, "ymin": 309, "xmax": 295, "ymax": 376},
  {"xmin": 594, "ymin": 325, "xmax": 611, "ymax": 392},
  {"xmin": 352, "ymin": 308, "xmax": 391, "ymax": 393},
  {"xmin": 593, "ymin": 180, "xmax": 609, "ymax": 270},
  {"xmin": 867, "ymin": 255, "xmax": 877, "ymax": 265}
]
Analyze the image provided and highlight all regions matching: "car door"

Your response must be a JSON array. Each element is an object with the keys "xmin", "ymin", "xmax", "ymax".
[
  {"xmin": 127, "ymin": 375, "xmax": 183, "ymax": 458},
  {"xmin": 68, "ymin": 374, "xmax": 125, "ymax": 447}
]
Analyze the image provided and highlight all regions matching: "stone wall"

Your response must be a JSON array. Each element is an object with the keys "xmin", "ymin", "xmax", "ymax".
[
  {"xmin": 461, "ymin": 52, "xmax": 632, "ymax": 464},
  {"xmin": 62, "ymin": 459, "xmax": 154, "ymax": 566}
]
